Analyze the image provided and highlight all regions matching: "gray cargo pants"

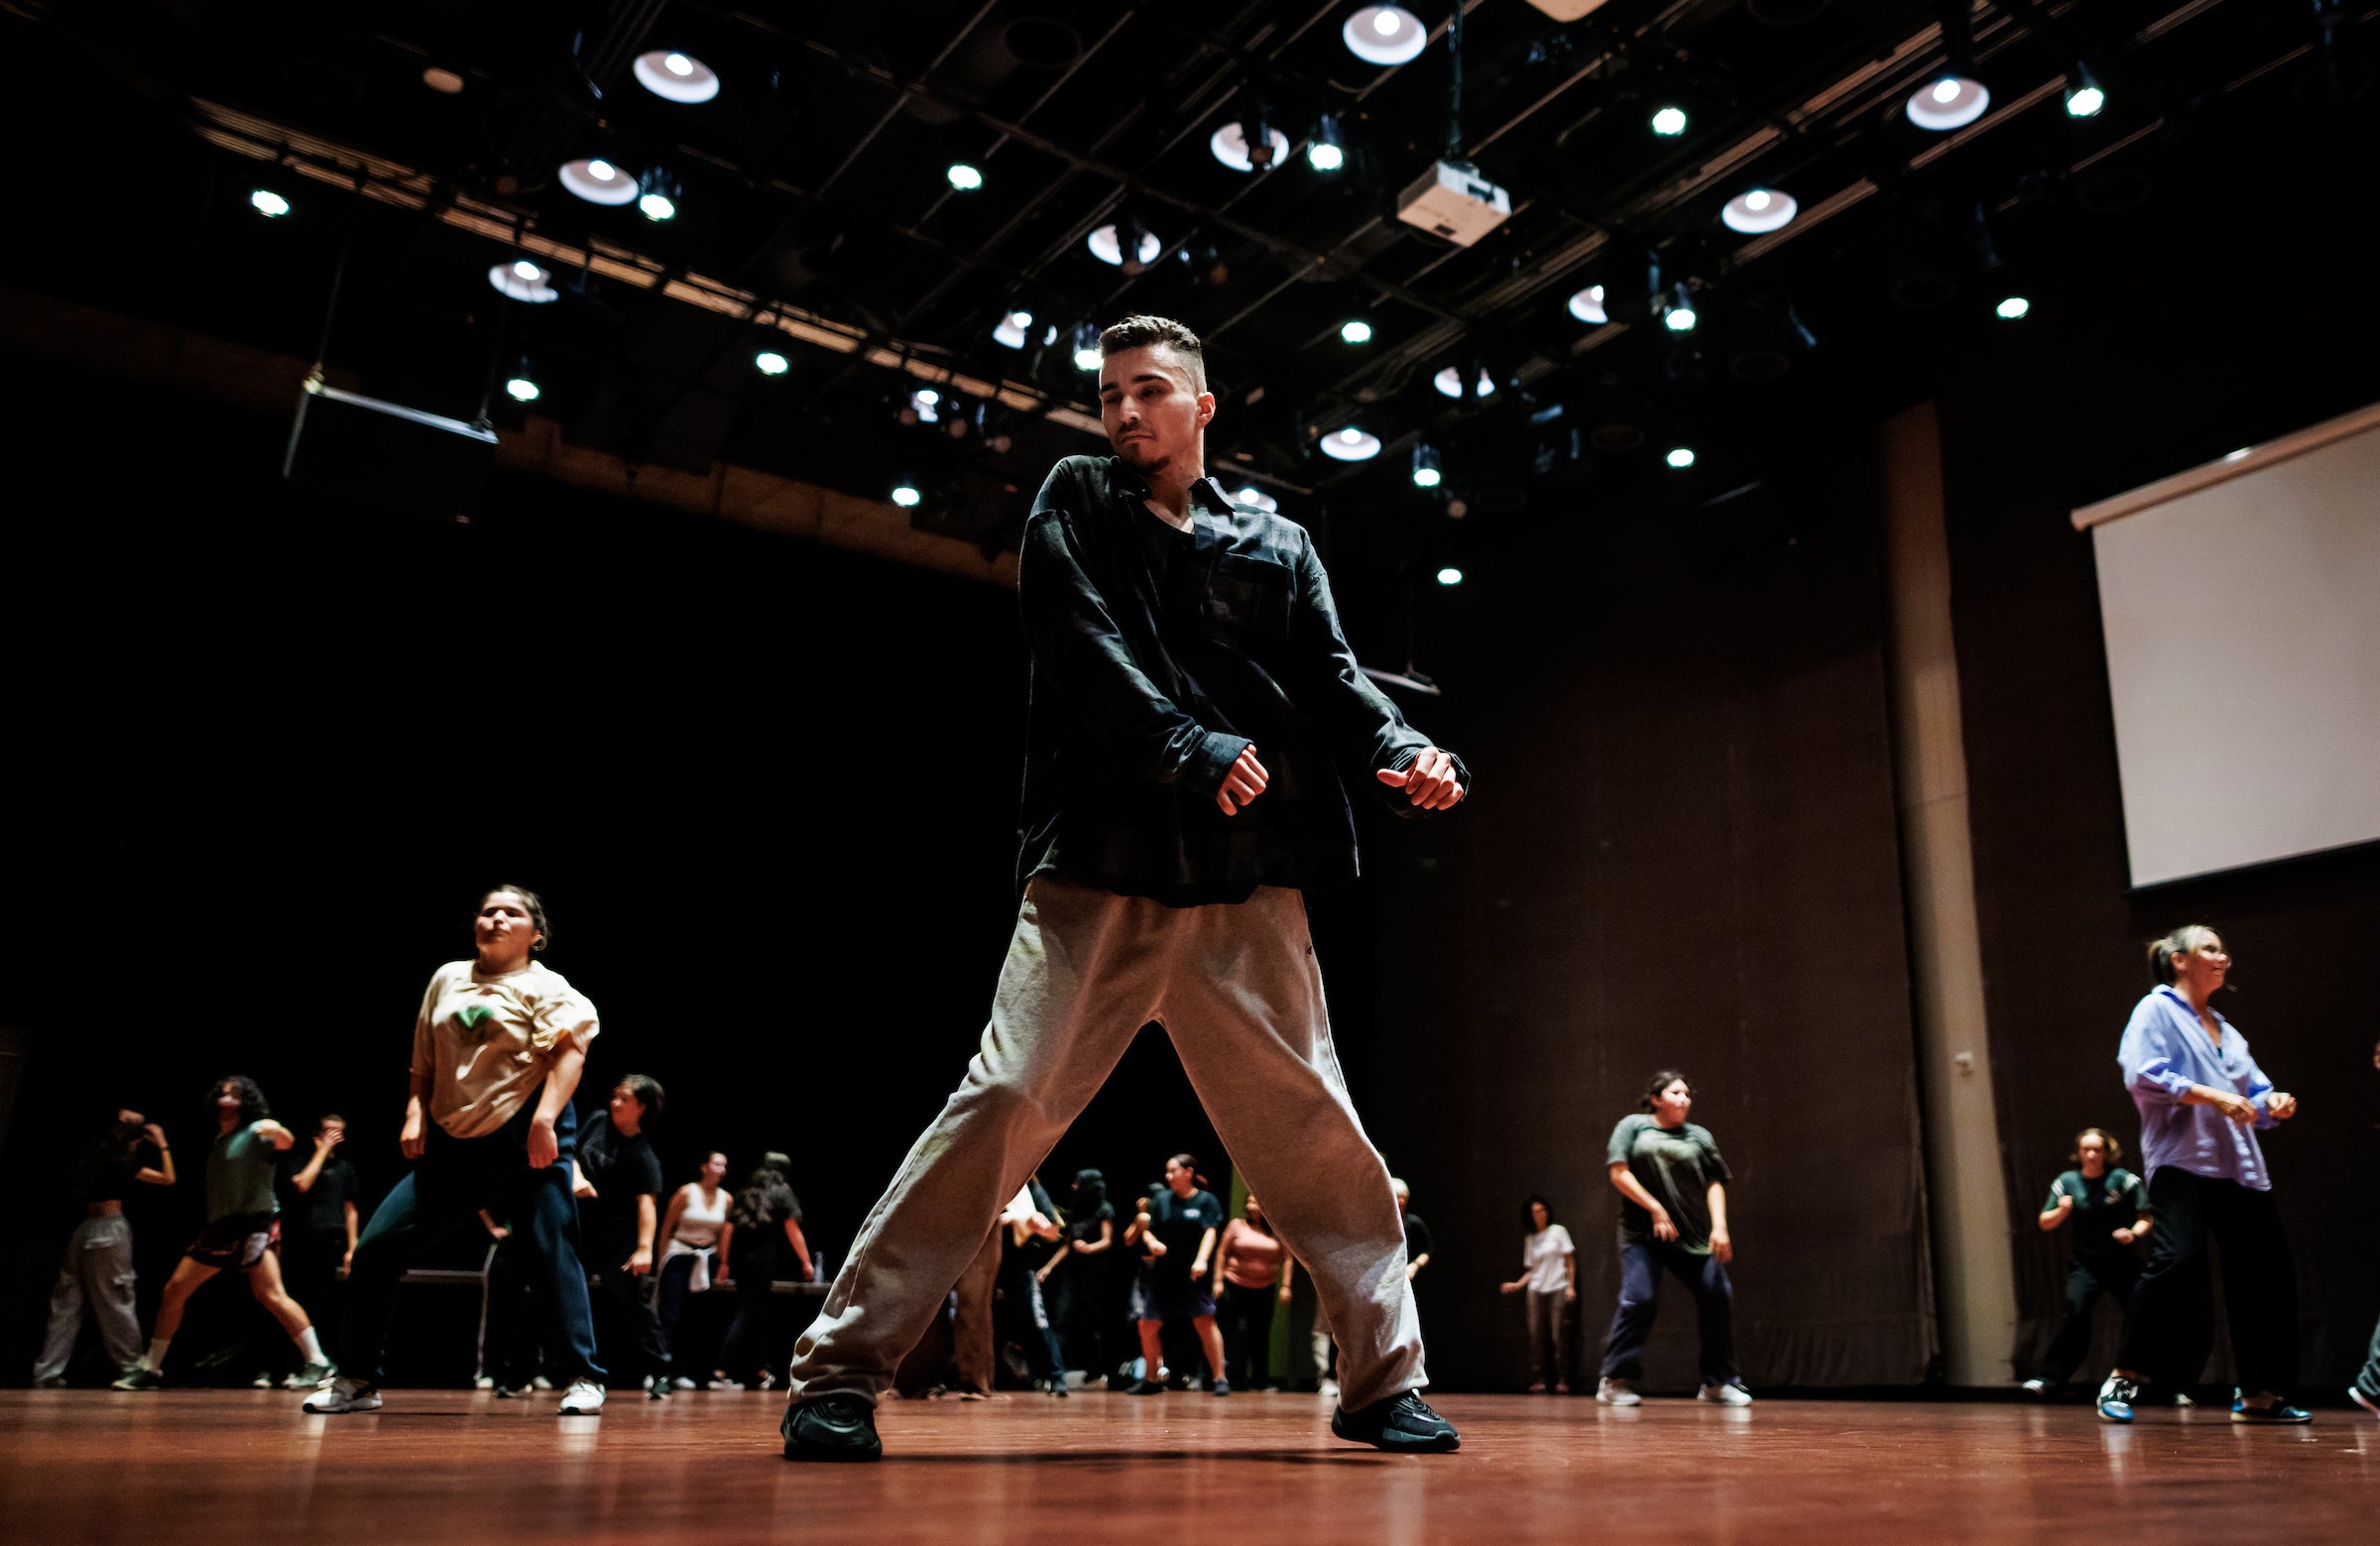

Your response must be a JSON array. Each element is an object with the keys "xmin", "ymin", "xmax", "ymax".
[
  {"xmin": 785, "ymin": 876, "xmax": 1425, "ymax": 1411},
  {"xmin": 34, "ymin": 1215, "xmax": 141, "ymax": 1381}
]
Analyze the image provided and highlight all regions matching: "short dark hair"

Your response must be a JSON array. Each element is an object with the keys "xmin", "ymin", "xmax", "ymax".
[
  {"xmin": 616, "ymin": 1073, "xmax": 665, "ymax": 1122},
  {"xmin": 317, "ymin": 1113, "xmax": 347, "ymax": 1130},
  {"xmin": 2071, "ymin": 1128, "xmax": 2124, "ymax": 1165},
  {"xmin": 483, "ymin": 885, "xmax": 551, "ymax": 952},
  {"xmin": 1099, "ymin": 314, "xmax": 1207, "ymax": 391},
  {"xmin": 1640, "ymin": 1070, "xmax": 1693, "ymax": 1112}
]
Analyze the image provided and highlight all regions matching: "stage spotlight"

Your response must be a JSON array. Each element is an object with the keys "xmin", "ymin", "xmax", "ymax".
[
  {"xmin": 1721, "ymin": 188, "xmax": 1797, "ymax": 235},
  {"xmin": 635, "ymin": 50, "xmax": 720, "ymax": 104},
  {"xmin": 1211, "ymin": 121, "xmax": 1291, "ymax": 173},
  {"xmin": 1907, "ymin": 73, "xmax": 1989, "ymax": 130},
  {"xmin": 1666, "ymin": 446, "xmax": 1696, "ymax": 469},
  {"xmin": 1995, "ymin": 295, "xmax": 2030, "ymax": 320},
  {"xmin": 1341, "ymin": 318, "xmax": 1374, "ymax": 345},
  {"xmin": 947, "ymin": 162, "xmax": 984, "ymax": 190},
  {"xmin": 638, "ymin": 170, "xmax": 680, "ymax": 222},
  {"xmin": 909, "ymin": 388, "xmax": 942, "ymax": 424},
  {"xmin": 1089, "ymin": 222, "xmax": 1162, "ymax": 269},
  {"xmin": 1568, "ymin": 285, "xmax": 1607, "ymax": 324},
  {"xmin": 487, "ymin": 260, "xmax": 559, "ymax": 302},
  {"xmin": 1308, "ymin": 115, "xmax": 1346, "ymax": 172},
  {"xmin": 1072, "ymin": 322, "xmax": 1103, "ymax": 372},
  {"xmin": 1412, "ymin": 444, "xmax": 1443, "ymax": 488},
  {"xmin": 505, "ymin": 371, "xmax": 540, "ymax": 403},
  {"xmin": 250, "ymin": 189, "xmax": 291, "ymax": 218},
  {"xmin": 1661, "ymin": 281, "xmax": 1698, "ymax": 333},
  {"xmin": 1436, "ymin": 566, "xmax": 1464, "ymax": 586},
  {"xmin": 560, "ymin": 158, "xmax": 637, "ymax": 206},
  {"xmin": 891, "ymin": 482, "xmax": 922, "ymax": 508},
  {"xmin": 755, "ymin": 350, "xmax": 789, "ymax": 375},
  {"xmin": 1232, "ymin": 485, "xmax": 1279, "ymax": 513},
  {"xmin": 1320, "ymin": 426, "xmax": 1382, "ymax": 462},
  {"xmin": 2065, "ymin": 63, "xmax": 2105, "ymax": 118},
  {"xmin": 1432, "ymin": 367, "xmax": 1494, "ymax": 399},
  {"xmin": 1344, "ymin": 6, "xmax": 1427, "ymax": 67},
  {"xmin": 1651, "ymin": 105, "xmax": 1688, "ymax": 137},
  {"xmin": 993, "ymin": 309, "xmax": 1033, "ymax": 349}
]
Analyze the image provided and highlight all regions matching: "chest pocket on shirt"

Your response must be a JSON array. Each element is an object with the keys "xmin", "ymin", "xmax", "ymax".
[{"xmin": 1205, "ymin": 551, "xmax": 1292, "ymax": 638}]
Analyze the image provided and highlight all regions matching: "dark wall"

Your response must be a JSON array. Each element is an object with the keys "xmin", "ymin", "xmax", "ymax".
[
  {"xmin": 1937, "ymin": 203, "xmax": 2380, "ymax": 1387},
  {"xmin": 0, "ymin": 370, "xmax": 1267, "ymax": 1373},
  {"xmin": 1364, "ymin": 454, "xmax": 1934, "ymax": 1391}
]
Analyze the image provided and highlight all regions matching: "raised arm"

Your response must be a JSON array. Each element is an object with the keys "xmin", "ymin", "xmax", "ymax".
[
  {"xmin": 136, "ymin": 1124, "xmax": 175, "ymax": 1187},
  {"xmin": 290, "ymin": 1131, "xmax": 333, "ymax": 1193},
  {"xmin": 254, "ymin": 1120, "xmax": 298, "ymax": 1151},
  {"xmin": 1017, "ymin": 505, "xmax": 1247, "ymax": 798}
]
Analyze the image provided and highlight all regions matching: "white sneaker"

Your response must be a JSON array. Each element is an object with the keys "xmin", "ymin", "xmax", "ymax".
[
  {"xmin": 1596, "ymin": 1378, "xmax": 1640, "ymax": 1406},
  {"xmin": 2020, "ymin": 1378, "xmax": 2052, "ymax": 1397},
  {"xmin": 1698, "ymin": 1381, "xmax": 1753, "ymax": 1406},
  {"xmin": 472, "ymin": 1373, "xmax": 496, "ymax": 1390},
  {"xmin": 557, "ymin": 1378, "xmax": 606, "ymax": 1415},
  {"xmin": 303, "ymin": 1377, "xmax": 382, "ymax": 1414},
  {"xmin": 250, "ymin": 1373, "xmax": 275, "ymax": 1389}
]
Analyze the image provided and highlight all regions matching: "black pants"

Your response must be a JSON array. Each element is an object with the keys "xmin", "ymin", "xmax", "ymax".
[
  {"xmin": 1218, "ymin": 1281, "xmax": 1277, "ymax": 1388},
  {"xmin": 1043, "ymin": 1261, "xmax": 1110, "ymax": 1374},
  {"xmin": 2034, "ymin": 1255, "xmax": 2140, "ymax": 1386},
  {"xmin": 2116, "ymin": 1168, "xmax": 2298, "ymax": 1396},
  {"xmin": 717, "ymin": 1253, "xmax": 777, "ymax": 1382},
  {"xmin": 589, "ymin": 1258, "xmax": 667, "ymax": 1387}
]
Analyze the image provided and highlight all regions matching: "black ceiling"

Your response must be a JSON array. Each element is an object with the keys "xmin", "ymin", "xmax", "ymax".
[{"xmin": 5, "ymin": 0, "xmax": 2373, "ymax": 561}]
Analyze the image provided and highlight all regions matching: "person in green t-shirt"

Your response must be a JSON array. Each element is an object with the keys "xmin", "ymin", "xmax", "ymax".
[
  {"xmin": 111, "ymin": 1075, "xmax": 336, "ymax": 1390},
  {"xmin": 2021, "ymin": 1128, "xmax": 2153, "ymax": 1396},
  {"xmin": 1596, "ymin": 1071, "xmax": 1748, "ymax": 1407}
]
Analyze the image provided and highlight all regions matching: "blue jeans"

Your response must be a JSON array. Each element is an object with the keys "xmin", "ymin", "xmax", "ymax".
[
  {"xmin": 341, "ymin": 1102, "xmax": 601, "ymax": 1387},
  {"xmin": 1599, "ymin": 1240, "xmax": 1738, "ymax": 1386}
]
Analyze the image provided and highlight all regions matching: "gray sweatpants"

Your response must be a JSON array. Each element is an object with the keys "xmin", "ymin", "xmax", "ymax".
[
  {"xmin": 34, "ymin": 1215, "xmax": 141, "ymax": 1381},
  {"xmin": 786, "ymin": 876, "xmax": 1425, "ymax": 1411}
]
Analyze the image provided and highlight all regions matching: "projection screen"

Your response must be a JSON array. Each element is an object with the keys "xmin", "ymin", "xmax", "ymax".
[{"xmin": 2075, "ymin": 404, "xmax": 2380, "ymax": 888}]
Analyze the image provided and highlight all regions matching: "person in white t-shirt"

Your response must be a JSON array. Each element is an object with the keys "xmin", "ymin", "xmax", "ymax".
[
  {"xmin": 305, "ymin": 886, "xmax": 607, "ymax": 1417},
  {"xmin": 655, "ymin": 1150, "xmax": 732, "ymax": 1388},
  {"xmin": 1499, "ymin": 1196, "xmax": 1577, "ymax": 1393}
]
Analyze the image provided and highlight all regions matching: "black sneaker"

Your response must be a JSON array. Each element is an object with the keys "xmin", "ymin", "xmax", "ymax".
[
  {"xmin": 1331, "ymin": 1390, "xmax": 1460, "ymax": 1453},
  {"xmin": 781, "ymin": 1392, "xmax": 883, "ymax": 1462},
  {"xmin": 1126, "ymin": 1378, "xmax": 1166, "ymax": 1395},
  {"xmin": 1211, "ymin": 1376, "xmax": 1231, "ymax": 1397}
]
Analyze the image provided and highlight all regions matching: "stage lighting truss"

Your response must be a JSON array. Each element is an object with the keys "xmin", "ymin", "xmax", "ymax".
[
  {"xmin": 1722, "ymin": 188, "xmax": 1797, "ymax": 235},
  {"xmin": 1320, "ymin": 426, "xmax": 1382, "ymax": 462},
  {"xmin": 560, "ymin": 158, "xmax": 638, "ymax": 206},
  {"xmin": 488, "ymin": 259, "xmax": 559, "ymax": 302},
  {"xmin": 1344, "ymin": 6, "xmax": 1428, "ymax": 67},
  {"xmin": 1211, "ymin": 121, "xmax": 1292, "ymax": 173},
  {"xmin": 1432, "ymin": 367, "xmax": 1495, "ymax": 400},
  {"xmin": 635, "ymin": 50, "xmax": 720, "ymax": 104},
  {"xmin": 1568, "ymin": 285, "xmax": 1606, "ymax": 325}
]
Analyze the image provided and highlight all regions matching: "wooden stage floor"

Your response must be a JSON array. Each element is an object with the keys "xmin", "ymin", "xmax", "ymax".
[{"xmin": 5, "ymin": 1387, "xmax": 2375, "ymax": 1543}]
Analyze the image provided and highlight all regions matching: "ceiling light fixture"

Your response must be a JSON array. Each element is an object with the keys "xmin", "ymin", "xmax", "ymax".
[
  {"xmin": 1651, "ymin": 105, "xmax": 1689, "ymax": 137},
  {"xmin": 634, "ymin": 50, "xmax": 720, "ymax": 104},
  {"xmin": 1088, "ymin": 222, "xmax": 1162, "ymax": 269},
  {"xmin": 2065, "ymin": 62, "xmax": 2106, "ymax": 118},
  {"xmin": 421, "ymin": 66, "xmax": 465, "ymax": 95},
  {"xmin": 487, "ymin": 260, "xmax": 559, "ymax": 303},
  {"xmin": 1211, "ymin": 121, "xmax": 1291, "ymax": 174},
  {"xmin": 947, "ymin": 162, "xmax": 984, "ymax": 190},
  {"xmin": 1308, "ymin": 115, "xmax": 1346, "ymax": 172},
  {"xmin": 1721, "ymin": 187, "xmax": 1797, "ymax": 235},
  {"xmin": 891, "ymin": 481, "xmax": 922, "ymax": 508},
  {"xmin": 1344, "ymin": 6, "xmax": 1428, "ymax": 67},
  {"xmin": 505, "ymin": 370, "xmax": 539, "ymax": 403},
  {"xmin": 1320, "ymin": 426, "xmax": 1382, "ymax": 462},
  {"xmin": 1661, "ymin": 280, "xmax": 1698, "ymax": 333},
  {"xmin": 250, "ymin": 188, "xmax": 291, "ymax": 218},
  {"xmin": 1432, "ymin": 366, "xmax": 1495, "ymax": 399},
  {"xmin": 1436, "ymin": 566, "xmax": 1464, "ymax": 586},
  {"xmin": 1341, "ymin": 318, "xmax": 1374, "ymax": 345},
  {"xmin": 993, "ymin": 309, "xmax": 1034, "ymax": 350},
  {"xmin": 1233, "ymin": 485, "xmax": 1279, "ymax": 513},
  {"xmin": 637, "ymin": 169, "xmax": 679, "ymax": 222},
  {"xmin": 1666, "ymin": 446, "xmax": 1696, "ymax": 469},
  {"xmin": 1994, "ymin": 295, "xmax": 2030, "ymax": 320},
  {"xmin": 1907, "ymin": 3, "xmax": 1989, "ymax": 130},
  {"xmin": 559, "ymin": 158, "xmax": 638, "ymax": 206},
  {"xmin": 909, "ymin": 389, "xmax": 942, "ymax": 424},
  {"xmin": 1072, "ymin": 322, "xmax": 1103, "ymax": 373},
  {"xmin": 755, "ymin": 350, "xmax": 789, "ymax": 375},
  {"xmin": 1412, "ymin": 444, "xmax": 1443, "ymax": 488}
]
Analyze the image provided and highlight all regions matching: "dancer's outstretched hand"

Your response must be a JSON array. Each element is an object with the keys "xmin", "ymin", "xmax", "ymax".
[
  {"xmin": 2267, "ymin": 1092, "xmax": 2298, "ymax": 1121},
  {"xmin": 1376, "ymin": 748, "xmax": 1465, "ymax": 810},
  {"xmin": 1217, "ymin": 747, "xmax": 1269, "ymax": 815}
]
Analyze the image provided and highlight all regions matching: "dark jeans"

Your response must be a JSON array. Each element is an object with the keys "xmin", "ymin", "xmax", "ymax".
[
  {"xmin": 654, "ymin": 1251, "xmax": 706, "ymax": 1374},
  {"xmin": 1218, "ymin": 1281, "xmax": 1277, "ymax": 1387},
  {"xmin": 1043, "ymin": 1260, "xmax": 1110, "ymax": 1374},
  {"xmin": 2116, "ymin": 1167, "xmax": 2298, "ymax": 1396},
  {"xmin": 478, "ymin": 1237, "xmax": 547, "ymax": 1387},
  {"xmin": 1600, "ymin": 1240, "xmax": 1738, "ymax": 1386},
  {"xmin": 590, "ymin": 1257, "xmax": 667, "ymax": 1386},
  {"xmin": 994, "ymin": 1253, "xmax": 1064, "ymax": 1380},
  {"xmin": 717, "ymin": 1253, "xmax": 777, "ymax": 1383},
  {"xmin": 341, "ymin": 1106, "xmax": 601, "ymax": 1388},
  {"xmin": 2035, "ymin": 1255, "xmax": 2141, "ymax": 1386}
]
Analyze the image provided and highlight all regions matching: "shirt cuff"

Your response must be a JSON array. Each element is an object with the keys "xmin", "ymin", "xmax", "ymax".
[{"xmin": 1183, "ymin": 730, "xmax": 1251, "ymax": 797}]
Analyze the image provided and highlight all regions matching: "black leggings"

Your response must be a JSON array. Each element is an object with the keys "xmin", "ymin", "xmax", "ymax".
[
  {"xmin": 1218, "ymin": 1281, "xmax": 1277, "ymax": 1387},
  {"xmin": 2034, "ymin": 1256, "xmax": 2140, "ymax": 1385},
  {"xmin": 2116, "ymin": 1168, "xmax": 2298, "ymax": 1395}
]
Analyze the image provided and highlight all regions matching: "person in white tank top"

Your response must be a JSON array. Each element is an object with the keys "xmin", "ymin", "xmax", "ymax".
[{"xmin": 655, "ymin": 1151, "xmax": 731, "ymax": 1387}]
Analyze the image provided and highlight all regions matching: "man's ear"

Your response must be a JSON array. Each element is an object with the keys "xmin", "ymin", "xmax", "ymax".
[{"xmin": 1196, "ymin": 391, "xmax": 1216, "ymax": 427}]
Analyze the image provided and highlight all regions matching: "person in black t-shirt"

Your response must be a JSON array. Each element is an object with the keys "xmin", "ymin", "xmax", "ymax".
[
  {"xmin": 576, "ymin": 1075, "xmax": 668, "ymax": 1398},
  {"xmin": 277, "ymin": 1115, "xmax": 361, "ymax": 1382},
  {"xmin": 717, "ymin": 1154, "xmax": 811, "ymax": 1389},
  {"xmin": 2022, "ymin": 1129, "xmax": 2154, "ymax": 1396},
  {"xmin": 1043, "ymin": 1168, "xmax": 1118, "ymax": 1379},
  {"xmin": 1127, "ymin": 1154, "xmax": 1230, "ymax": 1395},
  {"xmin": 34, "ymin": 1110, "xmax": 175, "ymax": 1384}
]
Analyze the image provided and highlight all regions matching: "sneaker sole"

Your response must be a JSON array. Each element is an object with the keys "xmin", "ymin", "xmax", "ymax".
[
  {"xmin": 1328, "ymin": 1415, "xmax": 1460, "ymax": 1453},
  {"xmin": 2229, "ymin": 1411, "xmax": 2312, "ymax": 1424}
]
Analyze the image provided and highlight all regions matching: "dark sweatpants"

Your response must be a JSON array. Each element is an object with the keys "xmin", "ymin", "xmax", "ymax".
[
  {"xmin": 2034, "ymin": 1255, "xmax": 2141, "ymax": 1386},
  {"xmin": 1599, "ymin": 1240, "xmax": 1738, "ymax": 1387},
  {"xmin": 1219, "ymin": 1281, "xmax": 1278, "ymax": 1388},
  {"xmin": 341, "ymin": 1105, "xmax": 602, "ymax": 1388},
  {"xmin": 2115, "ymin": 1167, "xmax": 2298, "ymax": 1396}
]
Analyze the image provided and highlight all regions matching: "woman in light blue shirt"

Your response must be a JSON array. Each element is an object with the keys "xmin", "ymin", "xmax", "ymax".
[{"xmin": 2096, "ymin": 926, "xmax": 2306, "ymax": 1425}]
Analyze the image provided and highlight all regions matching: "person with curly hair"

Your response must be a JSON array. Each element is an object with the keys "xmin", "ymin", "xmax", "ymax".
[
  {"xmin": 112, "ymin": 1077, "xmax": 334, "ymax": 1389},
  {"xmin": 2021, "ymin": 1129, "xmax": 2152, "ymax": 1396}
]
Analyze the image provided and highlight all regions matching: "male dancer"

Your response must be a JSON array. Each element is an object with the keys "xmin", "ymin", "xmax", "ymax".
[{"xmin": 779, "ymin": 315, "xmax": 1468, "ymax": 1460}]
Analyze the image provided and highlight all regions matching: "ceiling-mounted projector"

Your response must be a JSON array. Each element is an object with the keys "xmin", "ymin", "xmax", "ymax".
[{"xmin": 1396, "ymin": 161, "xmax": 1511, "ymax": 247}]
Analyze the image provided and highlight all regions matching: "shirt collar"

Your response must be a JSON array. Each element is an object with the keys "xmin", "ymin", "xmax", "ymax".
[
  {"xmin": 2155, "ymin": 982, "xmax": 2229, "ymax": 1031},
  {"xmin": 1103, "ymin": 456, "xmax": 1232, "ymax": 516}
]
